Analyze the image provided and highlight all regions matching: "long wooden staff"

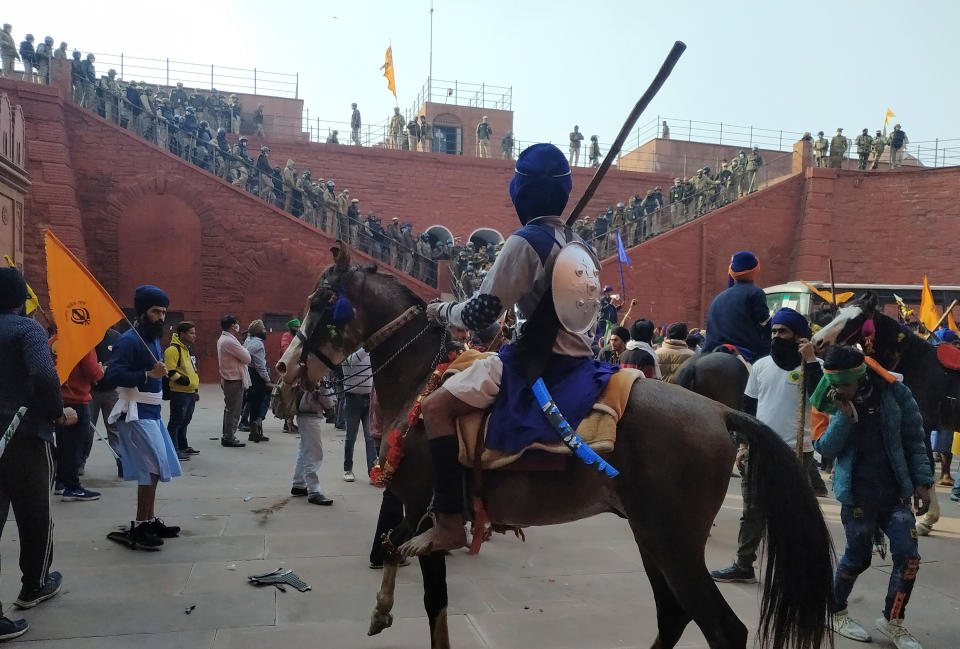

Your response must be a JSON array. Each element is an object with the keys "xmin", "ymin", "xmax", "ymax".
[{"xmin": 566, "ymin": 42, "xmax": 687, "ymax": 226}]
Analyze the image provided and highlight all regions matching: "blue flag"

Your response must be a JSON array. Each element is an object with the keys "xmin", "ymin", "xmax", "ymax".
[{"xmin": 616, "ymin": 230, "xmax": 631, "ymax": 267}]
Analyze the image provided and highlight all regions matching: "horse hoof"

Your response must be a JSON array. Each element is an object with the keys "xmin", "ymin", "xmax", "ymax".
[{"xmin": 368, "ymin": 611, "xmax": 393, "ymax": 635}]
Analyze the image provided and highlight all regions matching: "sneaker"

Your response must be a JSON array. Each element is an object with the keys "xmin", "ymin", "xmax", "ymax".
[
  {"xmin": 369, "ymin": 558, "xmax": 411, "ymax": 569},
  {"xmin": 939, "ymin": 474, "xmax": 955, "ymax": 487},
  {"xmin": 53, "ymin": 482, "xmax": 64, "ymax": 495},
  {"xmin": 148, "ymin": 518, "xmax": 181, "ymax": 538},
  {"xmin": 61, "ymin": 486, "xmax": 101, "ymax": 502},
  {"xmin": 710, "ymin": 564, "xmax": 757, "ymax": 584},
  {"xmin": 830, "ymin": 609, "xmax": 870, "ymax": 642},
  {"xmin": 291, "ymin": 486, "xmax": 308, "ymax": 497},
  {"xmin": 308, "ymin": 493, "xmax": 333, "ymax": 506},
  {"xmin": 221, "ymin": 438, "xmax": 246, "ymax": 448},
  {"xmin": 176, "ymin": 450, "xmax": 191, "ymax": 461},
  {"xmin": 129, "ymin": 521, "xmax": 164, "ymax": 548},
  {"xmin": 950, "ymin": 493, "xmax": 959, "ymax": 502},
  {"xmin": 875, "ymin": 617, "xmax": 922, "ymax": 649},
  {"xmin": 343, "ymin": 471, "xmax": 356, "ymax": 482},
  {"xmin": 915, "ymin": 520, "xmax": 932, "ymax": 536},
  {"xmin": 184, "ymin": 447, "xmax": 200, "ymax": 455},
  {"xmin": 14, "ymin": 571, "xmax": 62, "ymax": 609},
  {"xmin": 0, "ymin": 616, "xmax": 28, "ymax": 641}
]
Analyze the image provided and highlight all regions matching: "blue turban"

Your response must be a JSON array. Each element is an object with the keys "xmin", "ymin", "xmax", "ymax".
[
  {"xmin": 509, "ymin": 143, "xmax": 572, "ymax": 224},
  {"xmin": 935, "ymin": 329, "xmax": 958, "ymax": 343},
  {"xmin": 727, "ymin": 250, "xmax": 759, "ymax": 287},
  {"xmin": 134, "ymin": 285, "xmax": 170, "ymax": 314},
  {"xmin": 771, "ymin": 307, "xmax": 811, "ymax": 339}
]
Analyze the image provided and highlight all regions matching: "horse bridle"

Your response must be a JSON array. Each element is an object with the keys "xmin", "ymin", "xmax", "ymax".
[{"xmin": 295, "ymin": 302, "xmax": 425, "ymax": 376}]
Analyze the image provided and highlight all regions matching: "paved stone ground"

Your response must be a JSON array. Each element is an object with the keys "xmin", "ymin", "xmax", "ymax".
[{"xmin": 2, "ymin": 386, "xmax": 958, "ymax": 648}]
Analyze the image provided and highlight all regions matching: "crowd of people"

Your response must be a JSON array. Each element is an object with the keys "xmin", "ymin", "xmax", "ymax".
[
  {"xmin": 807, "ymin": 125, "xmax": 910, "ymax": 170},
  {"xmin": 573, "ymin": 147, "xmax": 764, "ymax": 257}
]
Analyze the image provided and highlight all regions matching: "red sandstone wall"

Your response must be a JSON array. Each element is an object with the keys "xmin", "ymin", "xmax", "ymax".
[
  {"xmin": 237, "ymin": 135, "xmax": 674, "ymax": 241},
  {"xmin": 600, "ymin": 174, "xmax": 807, "ymax": 328}
]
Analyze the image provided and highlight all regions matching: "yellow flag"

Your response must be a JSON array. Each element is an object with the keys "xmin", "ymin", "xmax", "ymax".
[
  {"xmin": 919, "ymin": 275, "xmax": 940, "ymax": 333},
  {"xmin": 949, "ymin": 311, "xmax": 960, "ymax": 334},
  {"xmin": 800, "ymin": 281, "xmax": 854, "ymax": 305},
  {"xmin": 4, "ymin": 254, "xmax": 40, "ymax": 315},
  {"xmin": 884, "ymin": 108, "xmax": 895, "ymax": 126},
  {"xmin": 44, "ymin": 230, "xmax": 125, "ymax": 384},
  {"xmin": 381, "ymin": 46, "xmax": 397, "ymax": 99}
]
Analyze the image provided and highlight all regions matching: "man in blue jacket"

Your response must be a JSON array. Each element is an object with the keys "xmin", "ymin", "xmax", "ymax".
[
  {"xmin": 104, "ymin": 286, "xmax": 182, "ymax": 549},
  {"xmin": 812, "ymin": 345, "xmax": 932, "ymax": 649},
  {"xmin": 704, "ymin": 250, "xmax": 770, "ymax": 363}
]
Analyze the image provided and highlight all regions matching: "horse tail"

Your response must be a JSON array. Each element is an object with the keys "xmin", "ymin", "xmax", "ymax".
[
  {"xmin": 672, "ymin": 356, "xmax": 698, "ymax": 391},
  {"xmin": 724, "ymin": 409, "xmax": 834, "ymax": 649}
]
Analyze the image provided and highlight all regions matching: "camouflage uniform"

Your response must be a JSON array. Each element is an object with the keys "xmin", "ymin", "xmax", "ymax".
[
  {"xmin": 668, "ymin": 179, "xmax": 683, "ymax": 227},
  {"xmin": 745, "ymin": 148, "xmax": 763, "ymax": 194},
  {"xmin": 388, "ymin": 109, "xmax": 405, "ymax": 149},
  {"xmin": 870, "ymin": 131, "xmax": 886, "ymax": 170},
  {"xmin": 100, "ymin": 70, "xmax": 122, "ymax": 124},
  {"xmin": 854, "ymin": 129, "xmax": 873, "ymax": 170}
]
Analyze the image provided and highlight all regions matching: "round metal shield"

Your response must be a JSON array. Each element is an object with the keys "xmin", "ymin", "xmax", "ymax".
[{"xmin": 551, "ymin": 241, "xmax": 602, "ymax": 334}]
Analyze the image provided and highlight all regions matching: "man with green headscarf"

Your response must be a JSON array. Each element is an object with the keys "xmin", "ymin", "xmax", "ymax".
[
  {"xmin": 279, "ymin": 319, "xmax": 301, "ymax": 435},
  {"xmin": 813, "ymin": 345, "xmax": 932, "ymax": 649}
]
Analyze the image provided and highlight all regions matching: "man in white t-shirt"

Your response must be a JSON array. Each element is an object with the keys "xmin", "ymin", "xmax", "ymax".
[{"xmin": 711, "ymin": 307, "xmax": 824, "ymax": 584}]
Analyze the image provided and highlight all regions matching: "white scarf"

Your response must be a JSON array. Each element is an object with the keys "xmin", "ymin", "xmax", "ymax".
[{"xmin": 108, "ymin": 387, "xmax": 163, "ymax": 424}]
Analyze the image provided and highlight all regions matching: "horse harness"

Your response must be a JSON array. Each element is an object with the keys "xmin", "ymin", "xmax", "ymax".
[{"xmin": 295, "ymin": 303, "xmax": 425, "ymax": 378}]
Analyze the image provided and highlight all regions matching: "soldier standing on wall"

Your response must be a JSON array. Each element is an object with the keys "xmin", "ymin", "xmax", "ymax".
[
  {"xmin": 870, "ymin": 130, "xmax": 886, "ymax": 170},
  {"xmin": 829, "ymin": 128, "xmax": 847, "ymax": 169},
  {"xmin": 476, "ymin": 116, "xmax": 493, "ymax": 158},
  {"xmin": 568, "ymin": 125, "xmax": 584, "ymax": 166},
  {"xmin": 351, "ymin": 103, "xmax": 362, "ymax": 145},
  {"xmin": 501, "ymin": 130, "xmax": 514, "ymax": 160},
  {"xmin": 813, "ymin": 131, "xmax": 829, "ymax": 167},
  {"xmin": 854, "ymin": 129, "xmax": 873, "ymax": 170},
  {"xmin": 589, "ymin": 135, "xmax": 601, "ymax": 167}
]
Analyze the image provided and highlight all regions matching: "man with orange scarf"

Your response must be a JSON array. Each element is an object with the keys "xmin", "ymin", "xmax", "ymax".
[{"xmin": 703, "ymin": 251, "xmax": 771, "ymax": 363}]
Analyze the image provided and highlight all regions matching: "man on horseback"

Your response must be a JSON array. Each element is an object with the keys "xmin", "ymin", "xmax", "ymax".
[
  {"xmin": 399, "ymin": 143, "xmax": 619, "ymax": 557},
  {"xmin": 703, "ymin": 251, "xmax": 770, "ymax": 363},
  {"xmin": 812, "ymin": 345, "xmax": 931, "ymax": 649}
]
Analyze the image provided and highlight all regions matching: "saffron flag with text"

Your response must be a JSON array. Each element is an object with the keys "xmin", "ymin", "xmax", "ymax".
[
  {"xmin": 381, "ymin": 46, "xmax": 397, "ymax": 99},
  {"xmin": 45, "ymin": 230, "xmax": 125, "ymax": 384}
]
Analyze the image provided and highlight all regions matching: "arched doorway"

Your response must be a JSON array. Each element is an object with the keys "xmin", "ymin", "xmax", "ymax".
[
  {"xmin": 425, "ymin": 225, "xmax": 454, "ymax": 255},
  {"xmin": 468, "ymin": 228, "xmax": 504, "ymax": 250}
]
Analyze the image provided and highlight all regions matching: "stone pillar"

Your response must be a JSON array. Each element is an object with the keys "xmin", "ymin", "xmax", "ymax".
[{"xmin": 793, "ymin": 139, "xmax": 812, "ymax": 175}]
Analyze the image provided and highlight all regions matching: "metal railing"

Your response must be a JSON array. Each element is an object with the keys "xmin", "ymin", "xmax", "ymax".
[
  {"xmin": 406, "ymin": 78, "xmax": 512, "ymax": 116},
  {"xmin": 83, "ymin": 52, "xmax": 298, "ymax": 98},
  {"xmin": 77, "ymin": 84, "xmax": 437, "ymax": 287}
]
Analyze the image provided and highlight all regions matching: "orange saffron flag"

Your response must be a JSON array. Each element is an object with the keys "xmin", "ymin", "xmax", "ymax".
[
  {"xmin": 919, "ymin": 275, "xmax": 940, "ymax": 333},
  {"xmin": 381, "ymin": 45, "xmax": 397, "ymax": 99},
  {"xmin": 949, "ymin": 311, "xmax": 960, "ymax": 334},
  {"xmin": 45, "ymin": 230, "xmax": 125, "ymax": 384}
]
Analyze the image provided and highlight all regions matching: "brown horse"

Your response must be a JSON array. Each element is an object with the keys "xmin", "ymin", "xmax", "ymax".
[{"xmin": 278, "ymin": 244, "xmax": 834, "ymax": 649}]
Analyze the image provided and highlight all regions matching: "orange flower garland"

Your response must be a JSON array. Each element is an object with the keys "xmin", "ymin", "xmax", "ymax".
[{"xmin": 369, "ymin": 353, "xmax": 458, "ymax": 488}]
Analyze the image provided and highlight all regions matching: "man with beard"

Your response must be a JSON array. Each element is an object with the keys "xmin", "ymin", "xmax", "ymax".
[
  {"xmin": 597, "ymin": 326, "xmax": 629, "ymax": 364},
  {"xmin": 103, "ymin": 286, "xmax": 182, "ymax": 549},
  {"xmin": 711, "ymin": 307, "xmax": 824, "ymax": 584},
  {"xmin": 812, "ymin": 345, "xmax": 931, "ymax": 649}
]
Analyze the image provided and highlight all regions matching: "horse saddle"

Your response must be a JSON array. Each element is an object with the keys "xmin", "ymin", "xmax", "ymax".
[
  {"xmin": 937, "ymin": 344, "xmax": 960, "ymax": 372},
  {"xmin": 446, "ymin": 350, "xmax": 643, "ymax": 470}
]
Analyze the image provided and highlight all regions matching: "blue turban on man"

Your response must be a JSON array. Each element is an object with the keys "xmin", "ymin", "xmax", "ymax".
[
  {"xmin": 935, "ymin": 328, "xmax": 959, "ymax": 344},
  {"xmin": 134, "ymin": 285, "xmax": 170, "ymax": 314},
  {"xmin": 727, "ymin": 250, "xmax": 759, "ymax": 287},
  {"xmin": 509, "ymin": 143, "xmax": 573, "ymax": 224},
  {"xmin": 771, "ymin": 307, "xmax": 811, "ymax": 339}
]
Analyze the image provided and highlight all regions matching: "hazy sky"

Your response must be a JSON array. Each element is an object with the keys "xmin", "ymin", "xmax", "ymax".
[{"xmin": 6, "ymin": 1, "xmax": 958, "ymax": 151}]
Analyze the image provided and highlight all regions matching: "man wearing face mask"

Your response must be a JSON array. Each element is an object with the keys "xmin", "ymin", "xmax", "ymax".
[
  {"xmin": 217, "ymin": 315, "xmax": 251, "ymax": 448},
  {"xmin": 812, "ymin": 345, "xmax": 931, "ymax": 649},
  {"xmin": 103, "ymin": 286, "xmax": 182, "ymax": 549},
  {"xmin": 711, "ymin": 307, "xmax": 824, "ymax": 584}
]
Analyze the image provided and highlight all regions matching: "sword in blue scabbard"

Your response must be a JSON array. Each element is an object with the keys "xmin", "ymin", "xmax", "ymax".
[
  {"xmin": 530, "ymin": 379, "xmax": 618, "ymax": 477},
  {"xmin": 0, "ymin": 407, "xmax": 27, "ymax": 459}
]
